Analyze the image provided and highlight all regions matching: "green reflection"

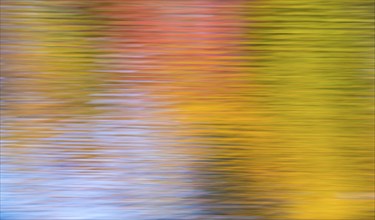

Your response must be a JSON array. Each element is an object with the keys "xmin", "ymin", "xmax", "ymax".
[{"xmin": 246, "ymin": 1, "xmax": 374, "ymax": 219}]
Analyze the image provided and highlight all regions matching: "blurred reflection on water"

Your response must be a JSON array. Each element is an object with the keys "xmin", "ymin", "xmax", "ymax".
[{"xmin": 1, "ymin": 0, "xmax": 374, "ymax": 219}]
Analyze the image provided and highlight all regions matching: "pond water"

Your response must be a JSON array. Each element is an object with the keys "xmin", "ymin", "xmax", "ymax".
[{"xmin": 1, "ymin": 1, "xmax": 374, "ymax": 219}]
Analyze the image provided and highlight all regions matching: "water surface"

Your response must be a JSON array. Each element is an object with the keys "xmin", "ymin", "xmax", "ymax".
[{"xmin": 1, "ymin": 1, "xmax": 374, "ymax": 219}]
